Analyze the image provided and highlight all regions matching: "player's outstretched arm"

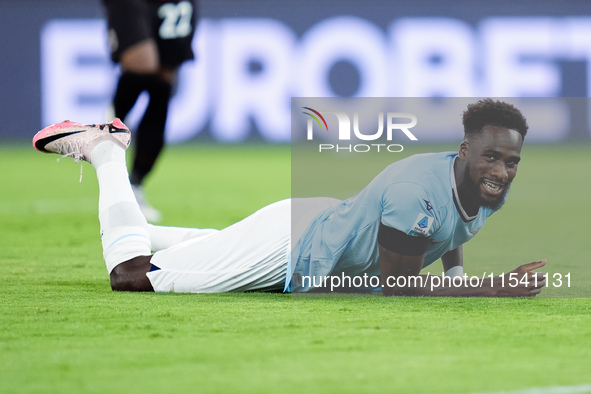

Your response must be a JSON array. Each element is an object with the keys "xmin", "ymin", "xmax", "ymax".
[{"xmin": 379, "ymin": 246, "xmax": 547, "ymax": 297}]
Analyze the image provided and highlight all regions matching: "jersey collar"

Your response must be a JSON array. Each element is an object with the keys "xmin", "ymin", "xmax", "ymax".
[{"xmin": 451, "ymin": 156, "xmax": 478, "ymax": 222}]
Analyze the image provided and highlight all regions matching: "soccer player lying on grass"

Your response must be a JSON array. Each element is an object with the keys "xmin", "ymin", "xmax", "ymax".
[{"xmin": 33, "ymin": 99, "xmax": 546, "ymax": 296}]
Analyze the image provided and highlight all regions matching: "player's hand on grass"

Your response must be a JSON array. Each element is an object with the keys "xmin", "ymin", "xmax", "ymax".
[{"xmin": 492, "ymin": 259, "xmax": 547, "ymax": 297}]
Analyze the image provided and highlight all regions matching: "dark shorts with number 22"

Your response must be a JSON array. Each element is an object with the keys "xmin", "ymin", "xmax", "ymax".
[{"xmin": 102, "ymin": 0, "xmax": 199, "ymax": 68}]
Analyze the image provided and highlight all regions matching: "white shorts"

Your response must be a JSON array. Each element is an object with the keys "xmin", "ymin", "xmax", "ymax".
[{"xmin": 145, "ymin": 197, "xmax": 338, "ymax": 293}]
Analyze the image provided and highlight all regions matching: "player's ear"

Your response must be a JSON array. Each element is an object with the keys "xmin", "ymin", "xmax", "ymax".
[{"xmin": 458, "ymin": 140, "xmax": 469, "ymax": 160}]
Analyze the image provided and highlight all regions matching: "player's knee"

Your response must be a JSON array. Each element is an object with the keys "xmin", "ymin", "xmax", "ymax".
[
  {"xmin": 109, "ymin": 256, "xmax": 155, "ymax": 292},
  {"xmin": 109, "ymin": 268, "xmax": 133, "ymax": 292},
  {"xmin": 120, "ymin": 40, "xmax": 160, "ymax": 74}
]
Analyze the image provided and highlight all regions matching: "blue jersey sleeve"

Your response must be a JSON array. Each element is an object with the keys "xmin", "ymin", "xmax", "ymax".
[{"xmin": 381, "ymin": 182, "xmax": 436, "ymax": 237}]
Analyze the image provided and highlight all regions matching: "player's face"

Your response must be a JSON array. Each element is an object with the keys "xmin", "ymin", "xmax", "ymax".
[{"xmin": 460, "ymin": 126, "xmax": 523, "ymax": 210}]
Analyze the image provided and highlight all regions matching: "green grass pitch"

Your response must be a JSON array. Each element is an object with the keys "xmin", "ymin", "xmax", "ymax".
[{"xmin": 0, "ymin": 142, "xmax": 590, "ymax": 394}]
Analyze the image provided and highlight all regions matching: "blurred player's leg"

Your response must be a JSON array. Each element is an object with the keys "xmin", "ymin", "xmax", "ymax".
[
  {"xmin": 112, "ymin": 39, "xmax": 160, "ymax": 120},
  {"xmin": 111, "ymin": 38, "xmax": 167, "ymax": 222},
  {"xmin": 102, "ymin": 0, "xmax": 199, "ymax": 224},
  {"xmin": 113, "ymin": 69, "xmax": 173, "ymax": 223},
  {"xmin": 128, "ymin": 70, "xmax": 172, "ymax": 188}
]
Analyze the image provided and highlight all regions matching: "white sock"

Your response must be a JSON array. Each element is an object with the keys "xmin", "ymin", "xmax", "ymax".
[
  {"xmin": 147, "ymin": 224, "xmax": 218, "ymax": 251},
  {"xmin": 90, "ymin": 139, "xmax": 126, "ymax": 170},
  {"xmin": 91, "ymin": 141, "xmax": 151, "ymax": 273}
]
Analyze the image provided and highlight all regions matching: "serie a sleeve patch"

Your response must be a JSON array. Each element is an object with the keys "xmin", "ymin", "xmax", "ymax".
[{"xmin": 409, "ymin": 213, "xmax": 434, "ymax": 236}]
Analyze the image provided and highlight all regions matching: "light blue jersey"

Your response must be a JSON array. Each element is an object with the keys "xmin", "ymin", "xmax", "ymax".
[{"xmin": 287, "ymin": 152, "xmax": 496, "ymax": 292}]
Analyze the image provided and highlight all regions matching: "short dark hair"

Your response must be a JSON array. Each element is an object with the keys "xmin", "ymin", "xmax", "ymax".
[{"xmin": 462, "ymin": 99, "xmax": 528, "ymax": 139}]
